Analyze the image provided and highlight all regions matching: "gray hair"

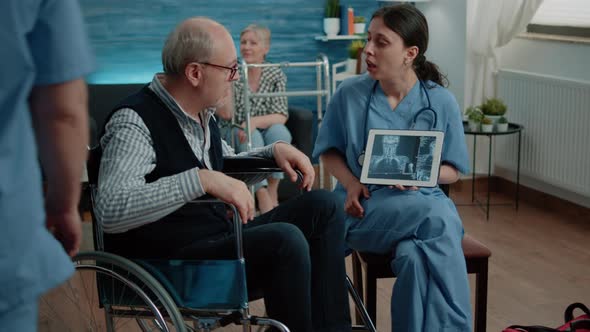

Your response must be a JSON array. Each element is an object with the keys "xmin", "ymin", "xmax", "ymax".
[
  {"xmin": 240, "ymin": 24, "xmax": 271, "ymax": 47},
  {"xmin": 162, "ymin": 21, "xmax": 214, "ymax": 75}
]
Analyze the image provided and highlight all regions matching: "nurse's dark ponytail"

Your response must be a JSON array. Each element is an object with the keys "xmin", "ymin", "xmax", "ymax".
[{"xmin": 372, "ymin": 4, "xmax": 448, "ymax": 88}]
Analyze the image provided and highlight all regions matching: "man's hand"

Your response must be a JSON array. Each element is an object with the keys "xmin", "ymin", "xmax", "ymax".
[
  {"xmin": 344, "ymin": 180, "xmax": 370, "ymax": 218},
  {"xmin": 46, "ymin": 209, "xmax": 82, "ymax": 257},
  {"xmin": 199, "ymin": 169, "xmax": 255, "ymax": 224},
  {"xmin": 273, "ymin": 142, "xmax": 315, "ymax": 191}
]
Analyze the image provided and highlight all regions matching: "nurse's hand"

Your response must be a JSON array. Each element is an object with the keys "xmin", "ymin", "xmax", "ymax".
[
  {"xmin": 46, "ymin": 209, "xmax": 82, "ymax": 257},
  {"xmin": 390, "ymin": 184, "xmax": 419, "ymax": 191},
  {"xmin": 345, "ymin": 181, "xmax": 370, "ymax": 218}
]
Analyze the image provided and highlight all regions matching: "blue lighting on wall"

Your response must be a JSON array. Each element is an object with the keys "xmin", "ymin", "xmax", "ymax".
[{"xmin": 80, "ymin": 0, "xmax": 377, "ymax": 103}]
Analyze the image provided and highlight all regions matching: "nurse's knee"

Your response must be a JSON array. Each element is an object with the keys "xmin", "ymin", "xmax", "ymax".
[{"xmin": 415, "ymin": 216, "xmax": 449, "ymax": 241}]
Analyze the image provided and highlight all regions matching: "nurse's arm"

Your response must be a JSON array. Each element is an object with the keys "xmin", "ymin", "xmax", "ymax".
[
  {"xmin": 321, "ymin": 149, "xmax": 369, "ymax": 218},
  {"xmin": 438, "ymin": 163, "xmax": 460, "ymax": 184},
  {"xmin": 29, "ymin": 78, "xmax": 88, "ymax": 257},
  {"xmin": 321, "ymin": 149, "xmax": 358, "ymax": 189}
]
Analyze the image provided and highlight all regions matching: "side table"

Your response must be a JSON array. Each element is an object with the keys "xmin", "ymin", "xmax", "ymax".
[{"xmin": 463, "ymin": 122, "xmax": 524, "ymax": 219}]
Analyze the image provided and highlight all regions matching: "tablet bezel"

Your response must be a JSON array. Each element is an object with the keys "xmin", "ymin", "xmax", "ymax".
[{"xmin": 360, "ymin": 129, "xmax": 444, "ymax": 187}]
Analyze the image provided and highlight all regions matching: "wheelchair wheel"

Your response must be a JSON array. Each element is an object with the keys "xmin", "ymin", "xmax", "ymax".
[{"xmin": 38, "ymin": 251, "xmax": 186, "ymax": 332}]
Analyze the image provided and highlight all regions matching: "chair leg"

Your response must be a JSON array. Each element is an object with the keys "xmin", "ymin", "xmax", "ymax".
[
  {"xmin": 346, "ymin": 276, "xmax": 377, "ymax": 332},
  {"xmin": 352, "ymin": 253, "xmax": 364, "ymax": 324},
  {"xmin": 474, "ymin": 260, "xmax": 489, "ymax": 332},
  {"xmin": 364, "ymin": 267, "xmax": 378, "ymax": 325}
]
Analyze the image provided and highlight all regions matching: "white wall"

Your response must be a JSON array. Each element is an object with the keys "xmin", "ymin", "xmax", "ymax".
[
  {"xmin": 498, "ymin": 37, "xmax": 590, "ymax": 82},
  {"xmin": 418, "ymin": 0, "xmax": 467, "ymax": 111}
]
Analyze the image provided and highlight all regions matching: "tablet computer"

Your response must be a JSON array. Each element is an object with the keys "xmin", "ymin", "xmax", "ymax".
[{"xmin": 360, "ymin": 129, "xmax": 444, "ymax": 187}]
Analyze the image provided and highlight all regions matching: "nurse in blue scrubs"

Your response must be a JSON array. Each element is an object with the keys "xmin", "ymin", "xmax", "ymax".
[
  {"xmin": 313, "ymin": 4, "xmax": 472, "ymax": 332},
  {"xmin": 0, "ymin": 0, "xmax": 94, "ymax": 330}
]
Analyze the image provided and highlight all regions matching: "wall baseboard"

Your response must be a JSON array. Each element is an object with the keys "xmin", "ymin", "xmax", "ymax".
[{"xmin": 452, "ymin": 176, "xmax": 590, "ymax": 220}]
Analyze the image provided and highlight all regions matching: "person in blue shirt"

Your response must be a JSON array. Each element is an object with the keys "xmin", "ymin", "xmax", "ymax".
[
  {"xmin": 314, "ymin": 4, "xmax": 472, "ymax": 332},
  {"xmin": 0, "ymin": 0, "xmax": 94, "ymax": 330}
]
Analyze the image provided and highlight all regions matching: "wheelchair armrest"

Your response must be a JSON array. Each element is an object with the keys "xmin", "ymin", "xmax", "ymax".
[
  {"xmin": 222, "ymin": 156, "xmax": 303, "ymax": 186},
  {"xmin": 222, "ymin": 156, "xmax": 282, "ymax": 173},
  {"xmin": 223, "ymin": 156, "xmax": 282, "ymax": 187}
]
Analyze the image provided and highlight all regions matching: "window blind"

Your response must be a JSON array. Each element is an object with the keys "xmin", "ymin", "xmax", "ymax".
[{"xmin": 530, "ymin": 0, "xmax": 590, "ymax": 28}]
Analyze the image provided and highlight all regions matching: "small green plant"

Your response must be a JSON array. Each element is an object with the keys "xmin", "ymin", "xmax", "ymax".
[
  {"xmin": 481, "ymin": 117, "xmax": 493, "ymax": 125},
  {"xmin": 498, "ymin": 116, "xmax": 508, "ymax": 124},
  {"xmin": 353, "ymin": 16, "xmax": 365, "ymax": 23},
  {"xmin": 480, "ymin": 97, "xmax": 507, "ymax": 116},
  {"xmin": 325, "ymin": 0, "xmax": 340, "ymax": 18},
  {"xmin": 465, "ymin": 106, "xmax": 484, "ymax": 123},
  {"xmin": 348, "ymin": 40, "xmax": 365, "ymax": 59}
]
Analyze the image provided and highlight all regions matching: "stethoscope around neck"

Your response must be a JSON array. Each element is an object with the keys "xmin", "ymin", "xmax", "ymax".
[{"xmin": 357, "ymin": 80, "xmax": 438, "ymax": 166}]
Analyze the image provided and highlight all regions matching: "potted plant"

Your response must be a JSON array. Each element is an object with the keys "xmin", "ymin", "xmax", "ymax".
[
  {"xmin": 481, "ymin": 117, "xmax": 494, "ymax": 132},
  {"xmin": 465, "ymin": 106, "xmax": 483, "ymax": 132},
  {"xmin": 323, "ymin": 0, "xmax": 340, "ymax": 37},
  {"xmin": 346, "ymin": 39, "xmax": 365, "ymax": 73},
  {"xmin": 480, "ymin": 97, "xmax": 507, "ymax": 124},
  {"xmin": 496, "ymin": 116, "xmax": 509, "ymax": 132},
  {"xmin": 353, "ymin": 16, "xmax": 366, "ymax": 34}
]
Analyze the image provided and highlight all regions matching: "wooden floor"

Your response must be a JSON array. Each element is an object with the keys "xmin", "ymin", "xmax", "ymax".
[
  {"xmin": 222, "ymin": 183, "xmax": 590, "ymax": 331},
  {"xmin": 44, "ymin": 181, "xmax": 590, "ymax": 331}
]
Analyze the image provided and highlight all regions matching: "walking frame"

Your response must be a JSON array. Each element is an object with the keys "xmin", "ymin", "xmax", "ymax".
[{"xmin": 238, "ymin": 54, "xmax": 332, "ymax": 190}]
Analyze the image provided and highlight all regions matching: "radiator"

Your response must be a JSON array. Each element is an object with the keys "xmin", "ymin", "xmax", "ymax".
[{"xmin": 496, "ymin": 69, "xmax": 590, "ymax": 198}]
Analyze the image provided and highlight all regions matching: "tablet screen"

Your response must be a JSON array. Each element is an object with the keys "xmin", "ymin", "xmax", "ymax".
[{"xmin": 360, "ymin": 129, "xmax": 444, "ymax": 187}]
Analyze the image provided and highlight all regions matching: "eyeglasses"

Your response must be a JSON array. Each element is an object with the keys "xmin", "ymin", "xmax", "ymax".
[{"xmin": 201, "ymin": 62, "xmax": 239, "ymax": 80}]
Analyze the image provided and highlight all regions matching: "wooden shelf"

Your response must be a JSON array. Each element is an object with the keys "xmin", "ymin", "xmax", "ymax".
[{"xmin": 315, "ymin": 35, "xmax": 365, "ymax": 42}]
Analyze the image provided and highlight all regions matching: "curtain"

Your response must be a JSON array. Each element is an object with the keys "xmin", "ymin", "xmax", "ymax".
[{"xmin": 465, "ymin": 0, "xmax": 544, "ymax": 108}]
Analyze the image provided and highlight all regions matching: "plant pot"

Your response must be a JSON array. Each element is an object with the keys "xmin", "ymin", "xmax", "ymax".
[
  {"xmin": 496, "ymin": 122, "xmax": 508, "ymax": 132},
  {"xmin": 346, "ymin": 58, "xmax": 357, "ymax": 73},
  {"xmin": 468, "ymin": 121, "xmax": 480, "ymax": 132},
  {"xmin": 353, "ymin": 23, "xmax": 366, "ymax": 34},
  {"xmin": 485, "ymin": 115, "xmax": 502, "ymax": 124},
  {"xmin": 481, "ymin": 124, "xmax": 493, "ymax": 133},
  {"xmin": 323, "ymin": 18, "xmax": 340, "ymax": 37}
]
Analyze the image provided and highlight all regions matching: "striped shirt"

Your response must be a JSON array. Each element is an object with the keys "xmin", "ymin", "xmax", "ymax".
[{"xmin": 95, "ymin": 74, "xmax": 274, "ymax": 234}]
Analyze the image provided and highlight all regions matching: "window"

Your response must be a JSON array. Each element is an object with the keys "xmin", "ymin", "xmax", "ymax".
[{"xmin": 527, "ymin": 0, "xmax": 590, "ymax": 38}]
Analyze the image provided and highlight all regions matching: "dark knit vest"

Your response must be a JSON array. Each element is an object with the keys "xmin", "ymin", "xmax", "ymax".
[{"xmin": 100, "ymin": 85, "xmax": 229, "ymax": 258}]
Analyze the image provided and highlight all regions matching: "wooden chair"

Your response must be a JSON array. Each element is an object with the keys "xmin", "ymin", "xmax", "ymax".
[{"xmin": 350, "ymin": 186, "xmax": 492, "ymax": 332}]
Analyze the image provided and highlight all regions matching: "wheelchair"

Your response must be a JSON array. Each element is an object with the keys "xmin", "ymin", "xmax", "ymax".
[{"xmin": 38, "ymin": 147, "xmax": 375, "ymax": 332}]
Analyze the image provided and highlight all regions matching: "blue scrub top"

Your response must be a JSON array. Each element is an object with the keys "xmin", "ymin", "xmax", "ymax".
[
  {"xmin": 0, "ymin": 0, "xmax": 94, "ymax": 310},
  {"xmin": 313, "ymin": 73, "xmax": 469, "ymax": 193}
]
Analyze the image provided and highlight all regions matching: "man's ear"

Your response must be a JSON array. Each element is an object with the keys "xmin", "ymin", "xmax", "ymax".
[{"xmin": 185, "ymin": 62, "xmax": 202, "ymax": 87}]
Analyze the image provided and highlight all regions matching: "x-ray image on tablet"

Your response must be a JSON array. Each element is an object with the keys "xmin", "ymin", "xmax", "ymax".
[{"xmin": 360, "ymin": 129, "xmax": 444, "ymax": 187}]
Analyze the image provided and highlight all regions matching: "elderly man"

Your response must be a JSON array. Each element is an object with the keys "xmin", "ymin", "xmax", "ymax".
[{"xmin": 95, "ymin": 17, "xmax": 351, "ymax": 332}]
